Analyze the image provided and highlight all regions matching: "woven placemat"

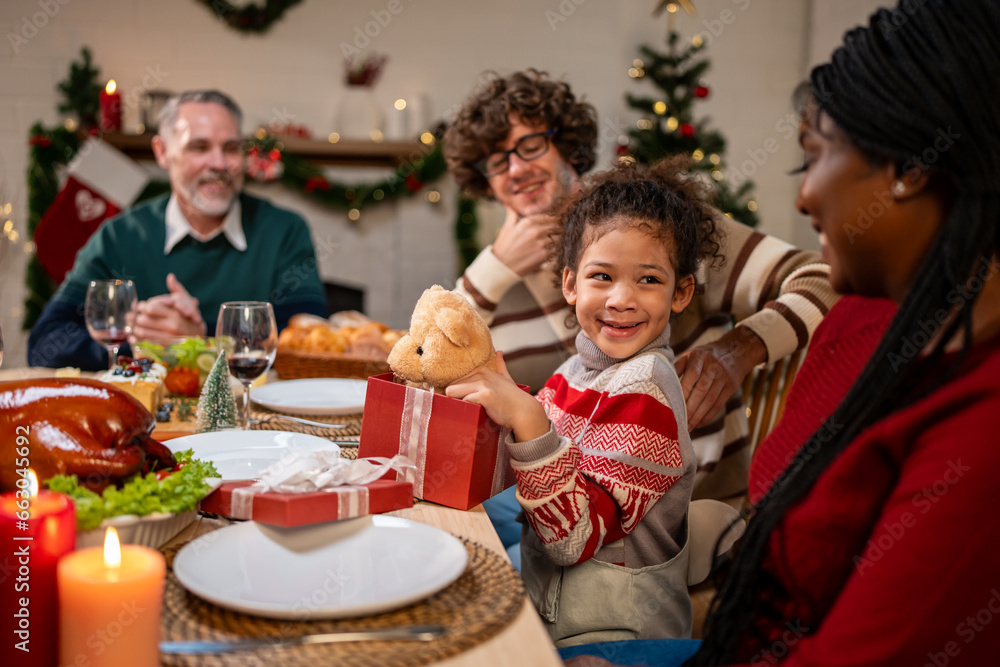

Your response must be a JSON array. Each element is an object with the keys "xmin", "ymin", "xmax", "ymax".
[
  {"xmin": 249, "ymin": 407, "xmax": 362, "ymax": 440},
  {"xmin": 160, "ymin": 538, "xmax": 525, "ymax": 667}
]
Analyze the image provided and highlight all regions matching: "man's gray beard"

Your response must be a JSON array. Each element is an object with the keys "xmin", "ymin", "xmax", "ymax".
[{"xmin": 190, "ymin": 188, "xmax": 238, "ymax": 217}]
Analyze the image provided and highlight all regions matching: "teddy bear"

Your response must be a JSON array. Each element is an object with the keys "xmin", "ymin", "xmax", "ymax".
[{"xmin": 387, "ymin": 285, "xmax": 497, "ymax": 393}]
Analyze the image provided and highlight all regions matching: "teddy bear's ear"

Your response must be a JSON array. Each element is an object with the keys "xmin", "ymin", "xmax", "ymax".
[{"xmin": 434, "ymin": 307, "xmax": 470, "ymax": 347}]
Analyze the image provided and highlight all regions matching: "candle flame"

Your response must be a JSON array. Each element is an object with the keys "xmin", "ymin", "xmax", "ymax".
[
  {"xmin": 26, "ymin": 469, "xmax": 39, "ymax": 501},
  {"xmin": 104, "ymin": 527, "xmax": 122, "ymax": 569},
  {"xmin": 106, "ymin": 80, "xmax": 117, "ymax": 94}
]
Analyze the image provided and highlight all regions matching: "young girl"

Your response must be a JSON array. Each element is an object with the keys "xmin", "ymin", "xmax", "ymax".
[{"xmin": 448, "ymin": 157, "xmax": 721, "ymax": 646}]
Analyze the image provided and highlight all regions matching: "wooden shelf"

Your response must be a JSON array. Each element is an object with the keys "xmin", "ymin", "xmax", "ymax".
[{"xmin": 101, "ymin": 132, "xmax": 432, "ymax": 168}]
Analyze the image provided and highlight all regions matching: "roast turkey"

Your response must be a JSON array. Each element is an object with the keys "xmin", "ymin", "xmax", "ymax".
[{"xmin": 0, "ymin": 378, "xmax": 176, "ymax": 492}]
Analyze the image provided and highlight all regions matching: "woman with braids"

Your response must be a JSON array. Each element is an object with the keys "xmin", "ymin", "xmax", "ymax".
[{"xmin": 561, "ymin": 1, "xmax": 1000, "ymax": 665}]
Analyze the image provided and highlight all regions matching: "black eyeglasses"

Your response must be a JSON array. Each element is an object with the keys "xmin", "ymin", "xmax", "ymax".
[{"xmin": 478, "ymin": 129, "xmax": 556, "ymax": 177}]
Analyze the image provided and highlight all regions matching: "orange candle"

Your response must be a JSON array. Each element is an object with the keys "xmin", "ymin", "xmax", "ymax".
[
  {"xmin": 58, "ymin": 527, "xmax": 165, "ymax": 667},
  {"xmin": 0, "ymin": 471, "xmax": 75, "ymax": 667}
]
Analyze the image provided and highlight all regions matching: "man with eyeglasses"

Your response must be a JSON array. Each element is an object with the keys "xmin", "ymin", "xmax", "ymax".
[{"xmin": 444, "ymin": 69, "xmax": 837, "ymax": 509}]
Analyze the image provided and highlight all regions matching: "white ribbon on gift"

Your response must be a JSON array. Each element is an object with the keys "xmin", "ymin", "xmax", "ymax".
[
  {"xmin": 396, "ymin": 385, "xmax": 514, "ymax": 499},
  {"xmin": 229, "ymin": 451, "xmax": 415, "ymax": 521}
]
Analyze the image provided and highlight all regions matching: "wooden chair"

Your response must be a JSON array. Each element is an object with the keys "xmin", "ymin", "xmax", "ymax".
[
  {"xmin": 742, "ymin": 347, "xmax": 806, "ymax": 457},
  {"xmin": 689, "ymin": 347, "xmax": 806, "ymax": 638}
]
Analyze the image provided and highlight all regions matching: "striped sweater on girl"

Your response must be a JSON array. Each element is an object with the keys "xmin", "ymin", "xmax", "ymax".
[{"xmin": 507, "ymin": 329, "xmax": 696, "ymax": 568}]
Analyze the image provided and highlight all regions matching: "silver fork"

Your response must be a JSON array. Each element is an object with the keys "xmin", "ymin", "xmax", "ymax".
[
  {"xmin": 160, "ymin": 624, "xmax": 445, "ymax": 654},
  {"xmin": 252, "ymin": 414, "xmax": 347, "ymax": 429}
]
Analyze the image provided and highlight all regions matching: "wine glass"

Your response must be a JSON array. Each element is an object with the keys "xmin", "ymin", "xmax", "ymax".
[
  {"xmin": 85, "ymin": 279, "xmax": 137, "ymax": 371},
  {"xmin": 216, "ymin": 301, "xmax": 278, "ymax": 430}
]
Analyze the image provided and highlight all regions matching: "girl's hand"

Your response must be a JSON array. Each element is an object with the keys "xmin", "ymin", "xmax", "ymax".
[{"xmin": 447, "ymin": 352, "xmax": 550, "ymax": 442}]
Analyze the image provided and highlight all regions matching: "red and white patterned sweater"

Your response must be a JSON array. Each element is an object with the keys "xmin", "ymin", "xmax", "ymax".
[{"xmin": 508, "ymin": 329, "xmax": 696, "ymax": 569}]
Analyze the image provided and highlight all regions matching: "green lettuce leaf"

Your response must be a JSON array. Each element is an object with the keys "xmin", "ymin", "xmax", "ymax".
[{"xmin": 45, "ymin": 449, "xmax": 220, "ymax": 532}]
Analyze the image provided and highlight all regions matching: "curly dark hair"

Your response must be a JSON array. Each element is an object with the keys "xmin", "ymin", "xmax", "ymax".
[
  {"xmin": 443, "ymin": 69, "xmax": 598, "ymax": 199},
  {"xmin": 553, "ymin": 155, "xmax": 724, "ymax": 296}
]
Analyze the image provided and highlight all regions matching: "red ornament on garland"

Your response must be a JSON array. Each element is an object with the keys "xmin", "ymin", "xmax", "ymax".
[
  {"xmin": 29, "ymin": 134, "xmax": 51, "ymax": 148},
  {"xmin": 693, "ymin": 85, "xmax": 710, "ymax": 98},
  {"xmin": 616, "ymin": 144, "xmax": 630, "ymax": 156},
  {"xmin": 680, "ymin": 123, "xmax": 696, "ymax": 138},
  {"xmin": 404, "ymin": 174, "xmax": 424, "ymax": 192},
  {"xmin": 305, "ymin": 176, "xmax": 331, "ymax": 193}
]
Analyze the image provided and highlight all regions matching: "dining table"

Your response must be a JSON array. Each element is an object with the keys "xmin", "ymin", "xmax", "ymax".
[{"xmin": 0, "ymin": 366, "xmax": 563, "ymax": 667}]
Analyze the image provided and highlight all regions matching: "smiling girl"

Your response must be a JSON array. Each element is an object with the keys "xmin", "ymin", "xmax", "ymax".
[{"xmin": 448, "ymin": 157, "xmax": 721, "ymax": 645}]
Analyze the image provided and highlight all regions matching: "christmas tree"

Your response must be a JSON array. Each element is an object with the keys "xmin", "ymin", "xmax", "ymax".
[
  {"xmin": 622, "ymin": 30, "xmax": 759, "ymax": 228},
  {"xmin": 197, "ymin": 350, "xmax": 237, "ymax": 432}
]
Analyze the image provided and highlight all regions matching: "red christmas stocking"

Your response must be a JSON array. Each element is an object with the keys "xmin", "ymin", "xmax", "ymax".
[{"xmin": 34, "ymin": 138, "xmax": 149, "ymax": 284}]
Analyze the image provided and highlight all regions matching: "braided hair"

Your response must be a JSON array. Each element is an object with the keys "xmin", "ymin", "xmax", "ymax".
[{"xmin": 687, "ymin": 1, "xmax": 1000, "ymax": 663}]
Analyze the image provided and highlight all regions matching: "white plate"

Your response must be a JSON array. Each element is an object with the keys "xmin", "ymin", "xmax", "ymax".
[
  {"xmin": 251, "ymin": 378, "xmax": 368, "ymax": 416},
  {"xmin": 165, "ymin": 430, "xmax": 339, "ymax": 481},
  {"xmin": 173, "ymin": 515, "xmax": 468, "ymax": 620}
]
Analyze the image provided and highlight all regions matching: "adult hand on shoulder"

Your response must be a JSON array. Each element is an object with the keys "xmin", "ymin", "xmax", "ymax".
[
  {"xmin": 491, "ymin": 207, "xmax": 560, "ymax": 277},
  {"xmin": 130, "ymin": 273, "xmax": 207, "ymax": 341},
  {"xmin": 676, "ymin": 327, "xmax": 767, "ymax": 430},
  {"xmin": 447, "ymin": 352, "xmax": 549, "ymax": 442}
]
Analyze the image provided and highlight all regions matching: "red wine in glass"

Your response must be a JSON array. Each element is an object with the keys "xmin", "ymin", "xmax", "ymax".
[
  {"xmin": 228, "ymin": 355, "xmax": 271, "ymax": 382},
  {"xmin": 90, "ymin": 328, "xmax": 129, "ymax": 349}
]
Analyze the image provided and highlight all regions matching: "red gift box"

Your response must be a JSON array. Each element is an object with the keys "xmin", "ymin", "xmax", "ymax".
[
  {"xmin": 199, "ymin": 477, "xmax": 413, "ymax": 527},
  {"xmin": 358, "ymin": 373, "xmax": 519, "ymax": 510}
]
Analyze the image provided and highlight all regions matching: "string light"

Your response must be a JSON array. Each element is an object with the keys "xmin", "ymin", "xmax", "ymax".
[
  {"xmin": 666, "ymin": 3, "xmax": 678, "ymax": 12},
  {"xmin": 328, "ymin": 132, "xmax": 340, "ymax": 143},
  {"xmin": 692, "ymin": 149, "xmax": 705, "ymax": 161},
  {"xmin": 373, "ymin": 189, "xmax": 385, "ymax": 201},
  {"xmin": 692, "ymin": 35, "xmax": 704, "ymax": 47},
  {"xmin": 420, "ymin": 132, "xmax": 435, "ymax": 145},
  {"xmin": 637, "ymin": 119, "xmax": 654, "ymax": 130},
  {"xmin": 254, "ymin": 127, "xmax": 267, "ymax": 140},
  {"xmin": 709, "ymin": 153, "xmax": 721, "ymax": 165},
  {"xmin": 347, "ymin": 208, "xmax": 361, "ymax": 222},
  {"xmin": 64, "ymin": 118, "xmax": 77, "ymax": 131},
  {"xmin": 747, "ymin": 200, "xmax": 758, "ymax": 212},
  {"xmin": 23, "ymin": 241, "xmax": 35, "ymax": 253},
  {"xmin": 711, "ymin": 170, "xmax": 725, "ymax": 181},
  {"xmin": 394, "ymin": 98, "xmax": 407, "ymax": 110},
  {"xmin": 653, "ymin": 101, "xmax": 667, "ymax": 115},
  {"xmin": 370, "ymin": 129, "xmax": 384, "ymax": 143},
  {"xmin": 665, "ymin": 117, "xmax": 679, "ymax": 131},
  {"xmin": 425, "ymin": 190, "xmax": 441, "ymax": 204},
  {"xmin": 633, "ymin": 59, "xmax": 644, "ymax": 68}
]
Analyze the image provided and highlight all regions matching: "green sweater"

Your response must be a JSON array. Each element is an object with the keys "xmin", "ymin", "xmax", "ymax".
[{"xmin": 29, "ymin": 193, "xmax": 326, "ymax": 369}]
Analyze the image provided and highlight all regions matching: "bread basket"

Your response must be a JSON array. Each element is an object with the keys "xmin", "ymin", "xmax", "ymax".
[{"xmin": 273, "ymin": 347, "xmax": 390, "ymax": 380}]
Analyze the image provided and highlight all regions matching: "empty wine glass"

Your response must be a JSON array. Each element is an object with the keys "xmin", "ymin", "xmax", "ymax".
[
  {"xmin": 216, "ymin": 301, "xmax": 277, "ymax": 430},
  {"xmin": 85, "ymin": 279, "xmax": 137, "ymax": 371}
]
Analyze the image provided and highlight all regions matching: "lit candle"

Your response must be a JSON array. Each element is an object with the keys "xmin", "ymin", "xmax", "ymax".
[
  {"xmin": 0, "ymin": 469, "xmax": 75, "ymax": 667},
  {"xmin": 99, "ymin": 80, "xmax": 122, "ymax": 132},
  {"xmin": 58, "ymin": 527, "xmax": 165, "ymax": 667}
]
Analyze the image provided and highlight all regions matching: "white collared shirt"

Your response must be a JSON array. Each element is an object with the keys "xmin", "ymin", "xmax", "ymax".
[{"xmin": 163, "ymin": 194, "xmax": 246, "ymax": 254}]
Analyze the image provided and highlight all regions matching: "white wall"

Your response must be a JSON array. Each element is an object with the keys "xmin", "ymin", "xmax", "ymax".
[{"xmin": 0, "ymin": 0, "xmax": 890, "ymax": 368}]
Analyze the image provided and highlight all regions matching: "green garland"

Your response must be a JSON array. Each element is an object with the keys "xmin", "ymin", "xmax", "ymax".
[{"xmin": 196, "ymin": 0, "xmax": 303, "ymax": 34}]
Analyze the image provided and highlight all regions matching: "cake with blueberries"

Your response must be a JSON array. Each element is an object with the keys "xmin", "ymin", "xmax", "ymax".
[{"xmin": 97, "ymin": 357, "xmax": 167, "ymax": 414}]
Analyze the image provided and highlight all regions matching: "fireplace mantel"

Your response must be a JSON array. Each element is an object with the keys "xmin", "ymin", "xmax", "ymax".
[{"xmin": 101, "ymin": 132, "xmax": 432, "ymax": 168}]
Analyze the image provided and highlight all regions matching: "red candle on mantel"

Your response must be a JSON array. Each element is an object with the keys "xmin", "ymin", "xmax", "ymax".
[
  {"xmin": 100, "ymin": 79, "xmax": 121, "ymax": 132},
  {"xmin": 0, "ymin": 470, "xmax": 76, "ymax": 667}
]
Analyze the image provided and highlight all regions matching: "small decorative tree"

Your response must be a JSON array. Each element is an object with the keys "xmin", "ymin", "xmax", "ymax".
[{"xmin": 197, "ymin": 350, "xmax": 238, "ymax": 432}]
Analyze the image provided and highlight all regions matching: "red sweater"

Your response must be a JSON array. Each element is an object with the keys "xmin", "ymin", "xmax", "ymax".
[{"xmin": 736, "ymin": 296, "xmax": 1000, "ymax": 666}]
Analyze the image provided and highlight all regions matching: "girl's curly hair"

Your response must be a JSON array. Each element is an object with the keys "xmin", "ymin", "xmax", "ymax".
[
  {"xmin": 552, "ymin": 156, "xmax": 724, "ymax": 295},
  {"xmin": 443, "ymin": 69, "xmax": 598, "ymax": 199}
]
